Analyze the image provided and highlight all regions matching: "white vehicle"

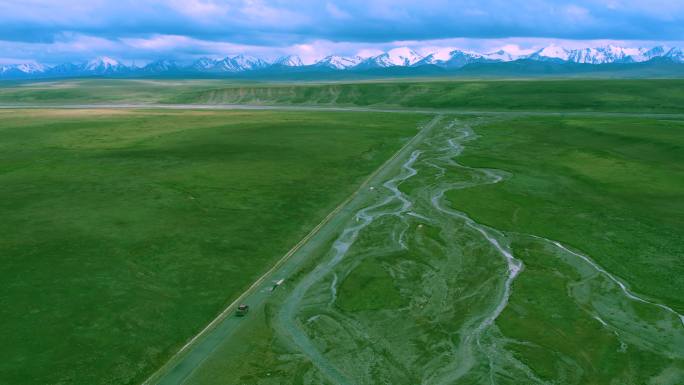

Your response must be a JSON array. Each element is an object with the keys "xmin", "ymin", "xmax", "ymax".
[{"xmin": 271, "ymin": 279, "xmax": 285, "ymax": 291}]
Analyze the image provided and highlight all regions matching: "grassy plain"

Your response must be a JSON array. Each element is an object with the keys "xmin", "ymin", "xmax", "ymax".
[
  {"xmin": 0, "ymin": 79, "xmax": 224, "ymax": 104},
  {"xmin": 2, "ymin": 79, "xmax": 683, "ymax": 385},
  {"xmin": 448, "ymin": 115, "xmax": 684, "ymax": 383},
  {"xmin": 448, "ymin": 116, "xmax": 684, "ymax": 311},
  {"xmin": 0, "ymin": 108, "xmax": 425, "ymax": 385},
  {"xmin": 167, "ymin": 79, "xmax": 684, "ymax": 113},
  {"xmin": 175, "ymin": 114, "xmax": 684, "ymax": 385},
  {"xmin": 1, "ymin": 78, "xmax": 684, "ymax": 113}
]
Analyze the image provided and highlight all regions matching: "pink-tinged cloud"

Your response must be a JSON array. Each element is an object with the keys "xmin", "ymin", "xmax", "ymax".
[{"xmin": 0, "ymin": 0, "xmax": 682, "ymax": 63}]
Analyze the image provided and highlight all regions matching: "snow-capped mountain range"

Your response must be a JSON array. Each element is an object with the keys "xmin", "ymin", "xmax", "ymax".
[
  {"xmin": 525, "ymin": 44, "xmax": 674, "ymax": 64},
  {"xmin": 357, "ymin": 47, "xmax": 424, "ymax": 68},
  {"xmin": 2, "ymin": 44, "xmax": 683, "ymax": 79}
]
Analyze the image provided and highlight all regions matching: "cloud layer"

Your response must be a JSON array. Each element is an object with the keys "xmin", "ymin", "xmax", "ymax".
[{"xmin": 1, "ymin": 0, "xmax": 683, "ymax": 63}]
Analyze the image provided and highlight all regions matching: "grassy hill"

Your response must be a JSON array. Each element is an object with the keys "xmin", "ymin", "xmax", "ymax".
[
  {"xmin": 2, "ymin": 78, "xmax": 684, "ymax": 114},
  {"xmin": 0, "ymin": 108, "xmax": 425, "ymax": 385}
]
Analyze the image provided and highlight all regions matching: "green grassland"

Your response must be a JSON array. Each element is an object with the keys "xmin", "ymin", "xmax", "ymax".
[
  {"xmin": 0, "ymin": 79, "xmax": 232, "ymax": 104},
  {"xmin": 1, "ymin": 79, "xmax": 683, "ymax": 385},
  {"xmin": 448, "ymin": 116, "xmax": 684, "ymax": 312},
  {"xmin": 2, "ymin": 78, "xmax": 684, "ymax": 113},
  {"xmin": 0, "ymin": 108, "xmax": 425, "ymax": 385},
  {"xmin": 172, "ymin": 114, "xmax": 684, "ymax": 385},
  {"xmin": 166, "ymin": 79, "xmax": 684, "ymax": 113},
  {"xmin": 448, "ymin": 115, "xmax": 684, "ymax": 383}
]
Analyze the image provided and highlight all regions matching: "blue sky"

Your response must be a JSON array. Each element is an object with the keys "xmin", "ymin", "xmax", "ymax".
[{"xmin": 0, "ymin": 0, "xmax": 683, "ymax": 64}]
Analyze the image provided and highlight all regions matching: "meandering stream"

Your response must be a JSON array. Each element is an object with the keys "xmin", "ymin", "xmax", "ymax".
[{"xmin": 272, "ymin": 116, "xmax": 683, "ymax": 385}]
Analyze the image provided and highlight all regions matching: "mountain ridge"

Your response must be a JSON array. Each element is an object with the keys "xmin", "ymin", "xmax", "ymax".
[{"xmin": 2, "ymin": 44, "xmax": 684, "ymax": 80}]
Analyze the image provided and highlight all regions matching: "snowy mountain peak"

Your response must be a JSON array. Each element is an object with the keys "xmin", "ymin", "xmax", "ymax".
[
  {"xmin": 666, "ymin": 47, "xmax": 684, "ymax": 62},
  {"xmin": 385, "ymin": 47, "xmax": 423, "ymax": 66},
  {"xmin": 315, "ymin": 55, "xmax": 361, "ymax": 69},
  {"xmin": 531, "ymin": 44, "xmax": 571, "ymax": 61},
  {"xmin": 143, "ymin": 59, "xmax": 181, "ymax": 72},
  {"xmin": 274, "ymin": 55, "xmax": 304, "ymax": 67},
  {"xmin": 525, "ymin": 44, "xmax": 675, "ymax": 64},
  {"xmin": 482, "ymin": 49, "xmax": 519, "ymax": 62},
  {"xmin": 359, "ymin": 47, "xmax": 424, "ymax": 68},
  {"xmin": 192, "ymin": 57, "xmax": 217, "ymax": 70},
  {"xmin": 643, "ymin": 46, "xmax": 669, "ymax": 59},
  {"xmin": 217, "ymin": 55, "xmax": 268, "ymax": 72},
  {"xmin": 0, "ymin": 63, "xmax": 43, "ymax": 75},
  {"xmin": 417, "ymin": 49, "xmax": 485, "ymax": 68},
  {"xmin": 230, "ymin": 55, "xmax": 268, "ymax": 69},
  {"xmin": 425, "ymin": 48, "xmax": 457, "ymax": 62},
  {"xmin": 569, "ymin": 46, "xmax": 636, "ymax": 64},
  {"xmin": 86, "ymin": 56, "xmax": 121, "ymax": 70},
  {"xmin": 14, "ymin": 62, "xmax": 48, "ymax": 73}
]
